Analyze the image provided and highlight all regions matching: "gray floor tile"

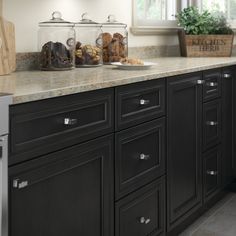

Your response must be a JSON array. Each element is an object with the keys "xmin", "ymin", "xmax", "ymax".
[
  {"xmin": 191, "ymin": 228, "xmax": 221, "ymax": 236},
  {"xmin": 179, "ymin": 193, "xmax": 236, "ymax": 236},
  {"xmin": 200, "ymin": 212, "xmax": 236, "ymax": 236},
  {"xmin": 217, "ymin": 196, "xmax": 236, "ymax": 216},
  {"xmin": 179, "ymin": 216, "xmax": 209, "ymax": 236}
]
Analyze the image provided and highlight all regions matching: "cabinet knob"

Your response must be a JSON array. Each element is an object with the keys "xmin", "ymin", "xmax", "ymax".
[
  {"xmin": 139, "ymin": 153, "xmax": 150, "ymax": 160},
  {"xmin": 139, "ymin": 99, "xmax": 150, "ymax": 105},
  {"xmin": 207, "ymin": 170, "xmax": 218, "ymax": 176},
  {"xmin": 139, "ymin": 217, "xmax": 151, "ymax": 224},
  {"xmin": 223, "ymin": 73, "xmax": 231, "ymax": 79},
  {"xmin": 13, "ymin": 179, "xmax": 29, "ymax": 189},
  {"xmin": 64, "ymin": 118, "xmax": 78, "ymax": 125},
  {"xmin": 206, "ymin": 121, "xmax": 218, "ymax": 126},
  {"xmin": 197, "ymin": 80, "xmax": 205, "ymax": 85},
  {"xmin": 206, "ymin": 82, "xmax": 218, "ymax": 87}
]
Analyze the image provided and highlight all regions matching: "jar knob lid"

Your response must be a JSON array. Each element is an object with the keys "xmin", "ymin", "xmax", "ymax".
[
  {"xmin": 81, "ymin": 12, "xmax": 90, "ymax": 21},
  {"xmin": 107, "ymin": 15, "xmax": 117, "ymax": 23},
  {"xmin": 52, "ymin": 11, "xmax": 63, "ymax": 20}
]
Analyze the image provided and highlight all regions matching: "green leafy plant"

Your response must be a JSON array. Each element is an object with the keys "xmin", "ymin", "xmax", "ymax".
[{"xmin": 176, "ymin": 6, "xmax": 233, "ymax": 35}]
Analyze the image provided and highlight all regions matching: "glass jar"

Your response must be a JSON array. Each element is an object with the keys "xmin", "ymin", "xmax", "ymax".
[
  {"xmin": 38, "ymin": 11, "xmax": 75, "ymax": 71},
  {"xmin": 74, "ymin": 13, "xmax": 102, "ymax": 67},
  {"xmin": 101, "ymin": 15, "xmax": 128, "ymax": 64}
]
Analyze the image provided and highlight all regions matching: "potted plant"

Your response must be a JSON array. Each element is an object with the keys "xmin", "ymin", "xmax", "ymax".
[{"xmin": 177, "ymin": 6, "xmax": 234, "ymax": 57}]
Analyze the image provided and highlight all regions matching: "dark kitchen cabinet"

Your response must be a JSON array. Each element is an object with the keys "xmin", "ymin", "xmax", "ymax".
[
  {"xmin": 202, "ymin": 99, "xmax": 222, "ymax": 151},
  {"xmin": 9, "ymin": 135, "xmax": 114, "ymax": 236},
  {"xmin": 8, "ymin": 65, "xmax": 236, "ymax": 236},
  {"xmin": 167, "ymin": 73, "xmax": 202, "ymax": 231},
  {"xmin": 115, "ymin": 177, "xmax": 165, "ymax": 236},
  {"xmin": 222, "ymin": 67, "xmax": 234, "ymax": 187},
  {"xmin": 203, "ymin": 146, "xmax": 222, "ymax": 203},
  {"xmin": 115, "ymin": 118, "xmax": 165, "ymax": 199}
]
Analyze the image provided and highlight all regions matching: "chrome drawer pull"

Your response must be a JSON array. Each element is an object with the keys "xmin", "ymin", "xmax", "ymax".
[
  {"xmin": 139, "ymin": 153, "xmax": 150, "ymax": 160},
  {"xmin": 64, "ymin": 118, "xmax": 78, "ymax": 125},
  {"xmin": 139, "ymin": 99, "xmax": 150, "ymax": 105},
  {"xmin": 139, "ymin": 217, "xmax": 151, "ymax": 224},
  {"xmin": 207, "ymin": 170, "xmax": 218, "ymax": 176},
  {"xmin": 206, "ymin": 82, "xmax": 218, "ymax": 87},
  {"xmin": 197, "ymin": 80, "xmax": 204, "ymax": 85},
  {"xmin": 13, "ymin": 179, "xmax": 29, "ymax": 189},
  {"xmin": 206, "ymin": 121, "xmax": 218, "ymax": 126},
  {"xmin": 223, "ymin": 73, "xmax": 231, "ymax": 78}
]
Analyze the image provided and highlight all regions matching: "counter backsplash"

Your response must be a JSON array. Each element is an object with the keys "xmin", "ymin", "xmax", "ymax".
[{"xmin": 16, "ymin": 44, "xmax": 236, "ymax": 71}]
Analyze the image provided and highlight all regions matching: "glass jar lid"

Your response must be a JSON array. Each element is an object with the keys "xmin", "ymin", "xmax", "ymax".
[
  {"xmin": 75, "ymin": 13, "xmax": 101, "ymax": 27},
  {"xmin": 39, "ymin": 11, "xmax": 74, "ymax": 27},
  {"xmin": 102, "ymin": 15, "xmax": 127, "ymax": 27}
]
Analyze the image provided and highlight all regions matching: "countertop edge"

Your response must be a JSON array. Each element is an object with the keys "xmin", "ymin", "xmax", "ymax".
[{"xmin": 8, "ymin": 59, "xmax": 236, "ymax": 104}]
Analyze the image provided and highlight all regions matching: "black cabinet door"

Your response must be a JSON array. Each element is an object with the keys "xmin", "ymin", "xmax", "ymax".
[
  {"xmin": 115, "ymin": 177, "xmax": 165, "ymax": 236},
  {"xmin": 115, "ymin": 118, "xmax": 165, "ymax": 199},
  {"xmin": 167, "ymin": 73, "xmax": 202, "ymax": 231},
  {"xmin": 9, "ymin": 135, "xmax": 114, "ymax": 236},
  {"xmin": 203, "ymin": 146, "xmax": 222, "ymax": 203},
  {"xmin": 222, "ymin": 67, "xmax": 234, "ymax": 187},
  {"xmin": 202, "ymin": 99, "xmax": 222, "ymax": 151}
]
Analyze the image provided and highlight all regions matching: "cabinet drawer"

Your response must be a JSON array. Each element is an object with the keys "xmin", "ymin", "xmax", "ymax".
[
  {"xmin": 203, "ymin": 69, "xmax": 221, "ymax": 101},
  {"xmin": 203, "ymin": 146, "xmax": 222, "ymax": 203},
  {"xmin": 203, "ymin": 99, "xmax": 222, "ymax": 151},
  {"xmin": 10, "ymin": 89, "xmax": 114, "ymax": 165},
  {"xmin": 9, "ymin": 135, "xmax": 114, "ymax": 236},
  {"xmin": 115, "ymin": 118, "xmax": 165, "ymax": 199},
  {"xmin": 116, "ymin": 79, "xmax": 165, "ymax": 130},
  {"xmin": 115, "ymin": 177, "xmax": 165, "ymax": 236}
]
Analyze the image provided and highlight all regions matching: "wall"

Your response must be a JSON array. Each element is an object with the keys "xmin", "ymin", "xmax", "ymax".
[{"xmin": 3, "ymin": 0, "xmax": 178, "ymax": 53}]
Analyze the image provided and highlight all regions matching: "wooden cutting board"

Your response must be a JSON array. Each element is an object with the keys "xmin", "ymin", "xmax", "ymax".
[{"xmin": 0, "ymin": 0, "xmax": 16, "ymax": 75}]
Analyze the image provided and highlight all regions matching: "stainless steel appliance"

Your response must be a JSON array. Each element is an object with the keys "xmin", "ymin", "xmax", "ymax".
[{"xmin": 0, "ymin": 94, "xmax": 12, "ymax": 236}]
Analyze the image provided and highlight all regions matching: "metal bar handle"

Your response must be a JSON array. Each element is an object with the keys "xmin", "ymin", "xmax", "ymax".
[
  {"xmin": 139, "ymin": 153, "xmax": 150, "ymax": 160},
  {"xmin": 206, "ymin": 82, "xmax": 218, "ymax": 87},
  {"xmin": 197, "ymin": 80, "xmax": 205, "ymax": 85},
  {"xmin": 207, "ymin": 170, "xmax": 218, "ymax": 176},
  {"xmin": 223, "ymin": 73, "xmax": 231, "ymax": 79},
  {"xmin": 64, "ymin": 118, "xmax": 78, "ymax": 126},
  {"xmin": 206, "ymin": 121, "xmax": 218, "ymax": 126},
  {"xmin": 139, "ymin": 99, "xmax": 150, "ymax": 105},
  {"xmin": 139, "ymin": 217, "xmax": 151, "ymax": 224}
]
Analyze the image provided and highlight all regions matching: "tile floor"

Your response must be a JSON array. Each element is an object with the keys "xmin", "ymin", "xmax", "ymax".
[{"xmin": 179, "ymin": 192, "xmax": 236, "ymax": 236}]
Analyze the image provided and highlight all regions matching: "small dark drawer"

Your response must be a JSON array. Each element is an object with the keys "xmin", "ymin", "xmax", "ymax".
[
  {"xmin": 115, "ymin": 177, "xmax": 165, "ymax": 236},
  {"xmin": 203, "ymin": 146, "xmax": 221, "ymax": 203},
  {"xmin": 203, "ymin": 69, "xmax": 221, "ymax": 101},
  {"xmin": 116, "ymin": 79, "xmax": 165, "ymax": 131},
  {"xmin": 115, "ymin": 118, "xmax": 165, "ymax": 199},
  {"xmin": 9, "ymin": 89, "xmax": 114, "ymax": 165},
  {"xmin": 203, "ymin": 99, "xmax": 222, "ymax": 151}
]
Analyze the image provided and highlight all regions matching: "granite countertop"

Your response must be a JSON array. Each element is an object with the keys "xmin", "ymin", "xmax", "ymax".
[{"xmin": 1, "ymin": 57, "xmax": 236, "ymax": 104}]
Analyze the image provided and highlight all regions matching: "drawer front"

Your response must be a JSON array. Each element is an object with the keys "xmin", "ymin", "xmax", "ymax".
[
  {"xmin": 115, "ymin": 118, "xmax": 165, "ymax": 199},
  {"xmin": 203, "ymin": 146, "xmax": 221, "ymax": 203},
  {"xmin": 10, "ymin": 89, "xmax": 114, "ymax": 165},
  {"xmin": 116, "ymin": 79, "xmax": 165, "ymax": 130},
  {"xmin": 203, "ymin": 99, "xmax": 222, "ymax": 151},
  {"xmin": 203, "ymin": 70, "xmax": 222, "ymax": 101},
  {"xmin": 115, "ymin": 177, "xmax": 165, "ymax": 236}
]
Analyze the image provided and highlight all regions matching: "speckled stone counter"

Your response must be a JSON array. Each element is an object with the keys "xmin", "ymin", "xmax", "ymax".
[{"xmin": 1, "ymin": 57, "xmax": 236, "ymax": 104}]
